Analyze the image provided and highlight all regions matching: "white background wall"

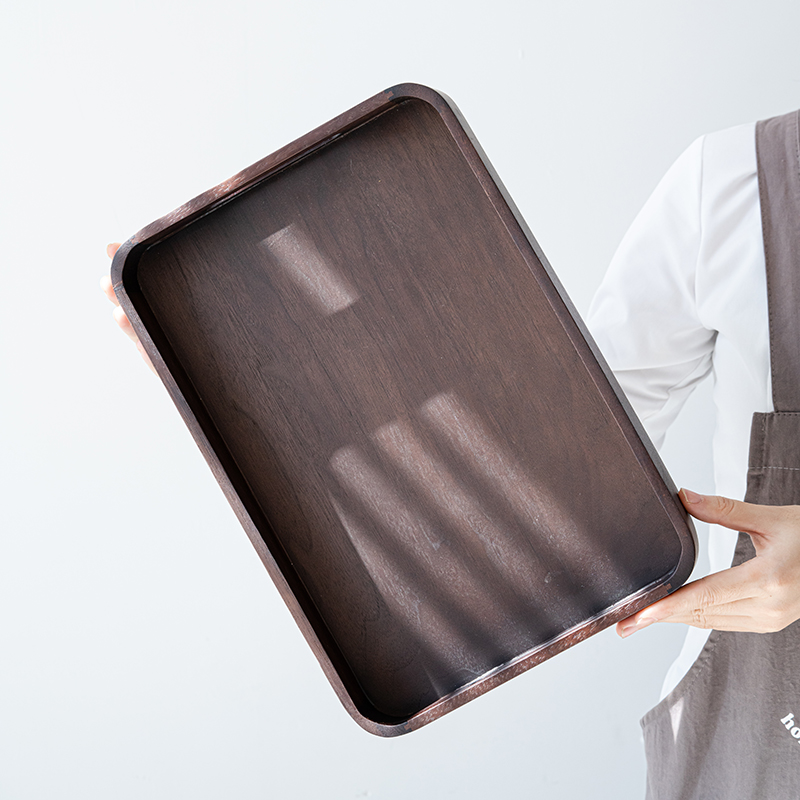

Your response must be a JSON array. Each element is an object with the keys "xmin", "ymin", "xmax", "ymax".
[{"xmin": 1, "ymin": 2, "xmax": 798, "ymax": 797}]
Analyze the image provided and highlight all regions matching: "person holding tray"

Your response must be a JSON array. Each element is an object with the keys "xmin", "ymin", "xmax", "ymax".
[
  {"xmin": 588, "ymin": 109, "xmax": 800, "ymax": 798},
  {"xmin": 102, "ymin": 108, "xmax": 800, "ymax": 797}
]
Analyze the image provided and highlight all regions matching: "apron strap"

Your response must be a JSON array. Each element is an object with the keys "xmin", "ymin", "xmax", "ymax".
[{"xmin": 756, "ymin": 109, "xmax": 800, "ymax": 412}]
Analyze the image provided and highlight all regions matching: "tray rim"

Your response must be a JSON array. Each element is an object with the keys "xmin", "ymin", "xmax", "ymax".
[{"xmin": 110, "ymin": 82, "xmax": 697, "ymax": 736}]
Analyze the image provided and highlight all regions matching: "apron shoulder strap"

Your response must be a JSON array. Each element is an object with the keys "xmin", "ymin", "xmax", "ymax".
[{"xmin": 756, "ymin": 109, "xmax": 800, "ymax": 411}]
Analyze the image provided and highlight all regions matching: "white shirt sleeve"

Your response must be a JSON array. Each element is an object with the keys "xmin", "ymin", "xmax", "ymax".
[{"xmin": 587, "ymin": 136, "xmax": 717, "ymax": 449}]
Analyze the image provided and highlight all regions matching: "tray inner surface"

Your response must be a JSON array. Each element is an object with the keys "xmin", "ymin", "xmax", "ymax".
[{"xmin": 133, "ymin": 99, "xmax": 682, "ymax": 720}]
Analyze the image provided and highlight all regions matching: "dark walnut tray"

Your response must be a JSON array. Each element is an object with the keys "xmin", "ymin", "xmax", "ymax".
[{"xmin": 111, "ymin": 83, "xmax": 696, "ymax": 736}]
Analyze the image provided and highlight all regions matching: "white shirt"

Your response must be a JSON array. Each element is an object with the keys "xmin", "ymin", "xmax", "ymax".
[{"xmin": 587, "ymin": 121, "xmax": 772, "ymax": 696}]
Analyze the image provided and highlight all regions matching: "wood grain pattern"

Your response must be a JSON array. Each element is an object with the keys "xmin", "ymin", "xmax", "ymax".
[{"xmin": 111, "ymin": 85, "xmax": 696, "ymax": 735}]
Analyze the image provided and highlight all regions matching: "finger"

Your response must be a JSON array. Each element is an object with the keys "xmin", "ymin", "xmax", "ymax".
[
  {"xmin": 100, "ymin": 274, "xmax": 119, "ymax": 306},
  {"xmin": 116, "ymin": 308, "xmax": 156, "ymax": 374},
  {"xmin": 636, "ymin": 595, "xmax": 773, "ymax": 631},
  {"xmin": 622, "ymin": 613, "xmax": 762, "ymax": 634},
  {"xmin": 102, "ymin": 244, "xmax": 122, "ymax": 305},
  {"xmin": 136, "ymin": 341, "xmax": 157, "ymax": 375},
  {"xmin": 619, "ymin": 595, "xmax": 783, "ymax": 633},
  {"xmin": 113, "ymin": 305, "xmax": 139, "ymax": 343},
  {"xmin": 618, "ymin": 564, "xmax": 759, "ymax": 636},
  {"xmin": 679, "ymin": 488, "xmax": 790, "ymax": 537}
]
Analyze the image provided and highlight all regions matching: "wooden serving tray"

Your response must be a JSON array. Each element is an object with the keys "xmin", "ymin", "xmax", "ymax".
[{"xmin": 111, "ymin": 83, "xmax": 696, "ymax": 736}]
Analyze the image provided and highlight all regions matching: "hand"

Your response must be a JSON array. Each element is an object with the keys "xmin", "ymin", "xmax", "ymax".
[
  {"xmin": 101, "ymin": 243, "xmax": 155, "ymax": 373},
  {"xmin": 618, "ymin": 488, "xmax": 800, "ymax": 636}
]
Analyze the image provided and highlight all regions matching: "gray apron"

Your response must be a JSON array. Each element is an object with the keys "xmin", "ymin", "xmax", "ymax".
[{"xmin": 641, "ymin": 109, "xmax": 800, "ymax": 799}]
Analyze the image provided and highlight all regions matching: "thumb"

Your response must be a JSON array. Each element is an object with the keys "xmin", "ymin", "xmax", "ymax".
[{"xmin": 679, "ymin": 488, "xmax": 786, "ymax": 538}]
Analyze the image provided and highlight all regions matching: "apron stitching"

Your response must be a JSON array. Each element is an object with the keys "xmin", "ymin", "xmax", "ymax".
[
  {"xmin": 794, "ymin": 111, "xmax": 800, "ymax": 185},
  {"xmin": 758, "ymin": 121, "xmax": 779, "ymax": 412}
]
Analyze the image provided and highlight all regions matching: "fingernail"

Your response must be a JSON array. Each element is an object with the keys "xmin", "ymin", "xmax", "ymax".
[
  {"xmin": 619, "ymin": 617, "xmax": 656, "ymax": 638},
  {"xmin": 681, "ymin": 488, "xmax": 704, "ymax": 505}
]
